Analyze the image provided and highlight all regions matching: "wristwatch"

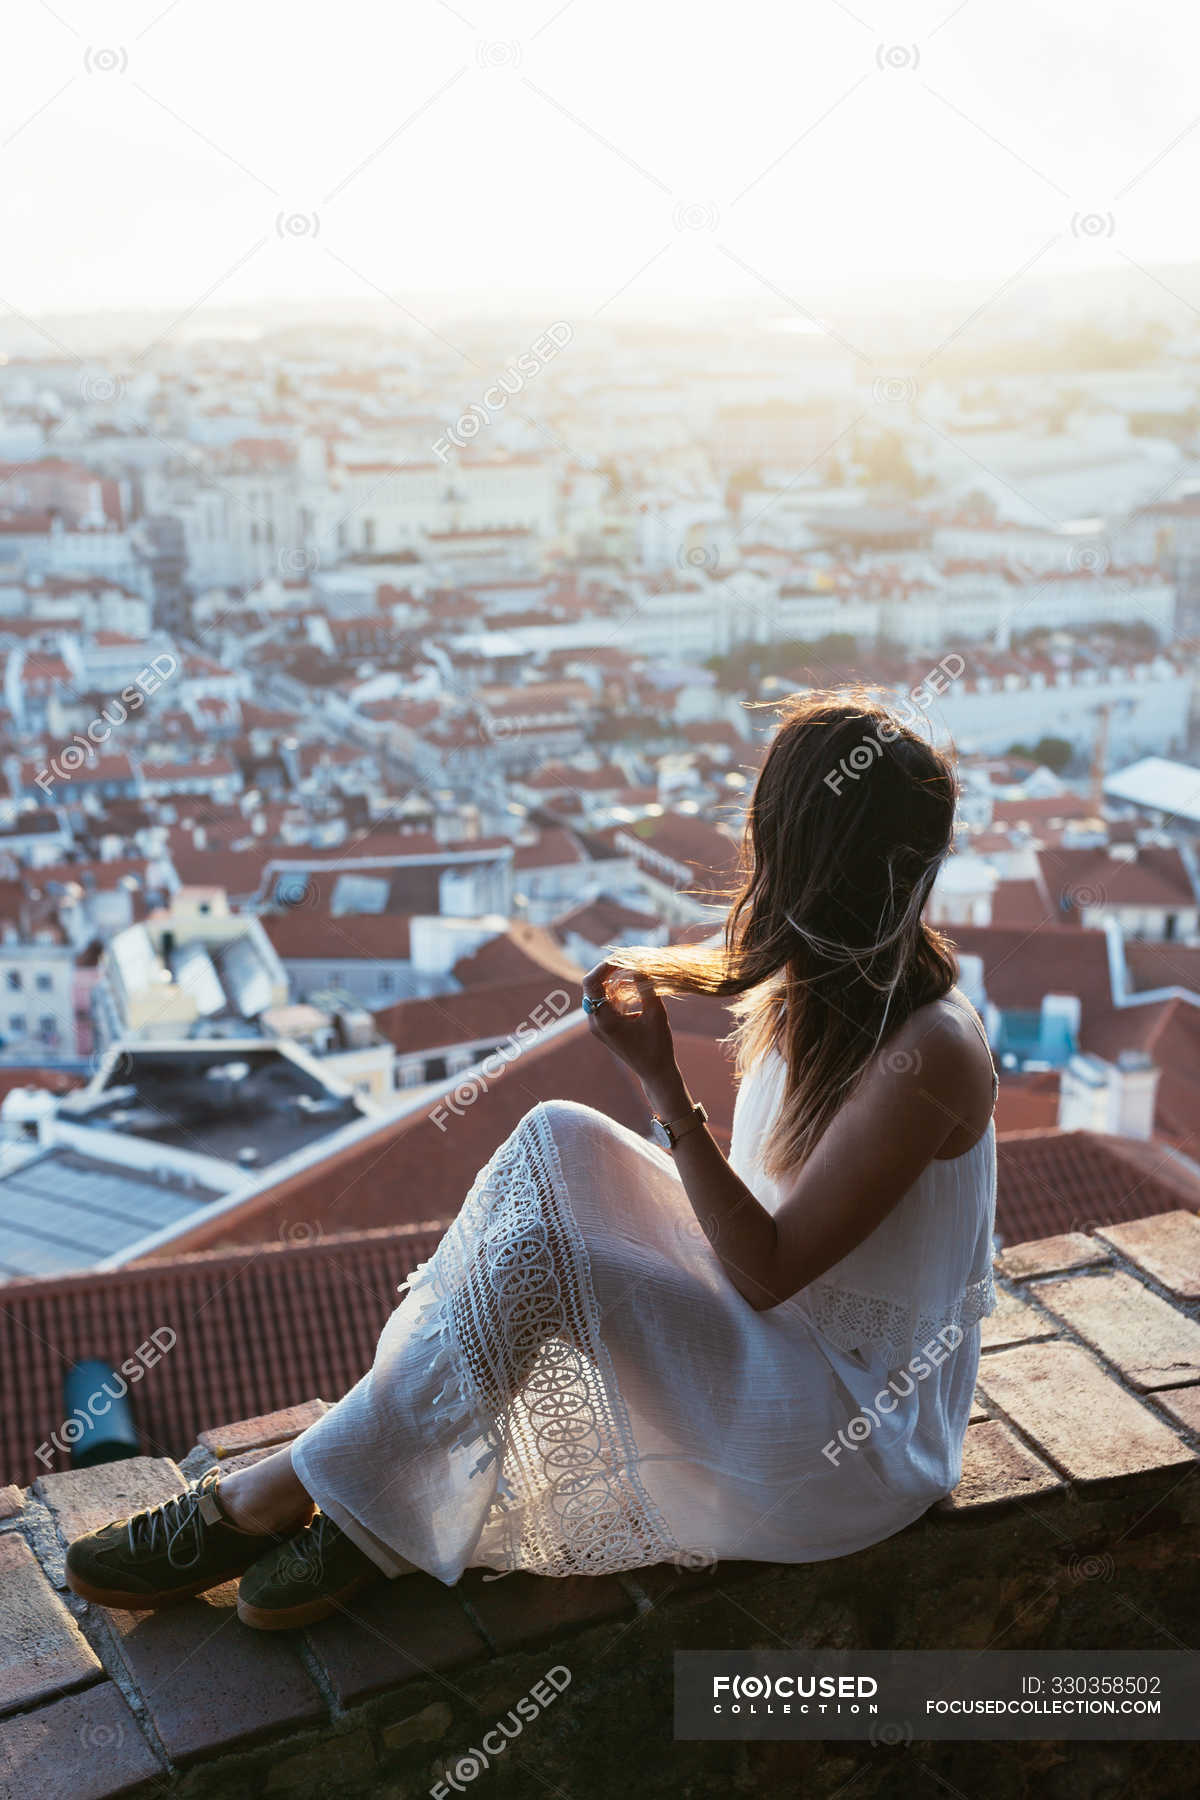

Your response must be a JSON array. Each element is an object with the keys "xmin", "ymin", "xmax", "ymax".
[{"xmin": 649, "ymin": 1100, "xmax": 708, "ymax": 1151}]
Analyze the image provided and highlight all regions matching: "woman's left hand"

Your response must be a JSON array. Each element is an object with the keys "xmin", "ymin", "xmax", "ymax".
[{"xmin": 582, "ymin": 961, "xmax": 678, "ymax": 1086}]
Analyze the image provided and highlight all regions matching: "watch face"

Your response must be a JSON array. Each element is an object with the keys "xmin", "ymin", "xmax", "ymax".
[{"xmin": 649, "ymin": 1116, "xmax": 672, "ymax": 1149}]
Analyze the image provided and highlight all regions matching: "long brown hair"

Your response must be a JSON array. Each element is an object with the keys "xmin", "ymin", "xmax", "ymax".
[{"xmin": 611, "ymin": 689, "xmax": 960, "ymax": 1177}]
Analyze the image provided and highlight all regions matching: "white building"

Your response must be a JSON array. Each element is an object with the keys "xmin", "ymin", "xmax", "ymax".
[
  {"xmin": 928, "ymin": 853, "xmax": 999, "ymax": 929},
  {"xmin": 1057, "ymin": 1051, "xmax": 1161, "ymax": 1140},
  {"xmin": 0, "ymin": 941, "xmax": 78, "ymax": 1057},
  {"xmin": 879, "ymin": 570, "xmax": 1176, "ymax": 653},
  {"xmin": 922, "ymin": 658, "xmax": 1191, "ymax": 760},
  {"xmin": 93, "ymin": 893, "xmax": 290, "ymax": 1047}
]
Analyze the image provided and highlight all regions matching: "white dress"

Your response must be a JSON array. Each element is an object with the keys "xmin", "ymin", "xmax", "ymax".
[{"xmin": 290, "ymin": 1008, "xmax": 998, "ymax": 1584}]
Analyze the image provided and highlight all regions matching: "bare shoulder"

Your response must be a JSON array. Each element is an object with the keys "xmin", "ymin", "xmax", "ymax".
[
  {"xmin": 906, "ymin": 988, "xmax": 980, "ymax": 1048},
  {"xmin": 883, "ymin": 990, "xmax": 995, "ymax": 1151},
  {"xmin": 885, "ymin": 991, "xmax": 984, "ymax": 1070}
]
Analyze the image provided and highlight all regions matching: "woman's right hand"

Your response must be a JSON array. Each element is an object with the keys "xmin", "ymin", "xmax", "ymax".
[{"xmin": 583, "ymin": 961, "xmax": 681, "ymax": 1092}]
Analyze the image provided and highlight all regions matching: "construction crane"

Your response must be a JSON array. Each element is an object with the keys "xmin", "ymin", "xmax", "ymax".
[{"xmin": 1088, "ymin": 697, "xmax": 1137, "ymax": 815}]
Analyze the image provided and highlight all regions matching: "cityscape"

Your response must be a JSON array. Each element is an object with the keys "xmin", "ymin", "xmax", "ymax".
[
  {"xmin": 2, "ymin": 282, "xmax": 1198, "ymax": 1456},
  {"xmin": 2, "ymin": 2, "xmax": 1200, "ymax": 1791}
]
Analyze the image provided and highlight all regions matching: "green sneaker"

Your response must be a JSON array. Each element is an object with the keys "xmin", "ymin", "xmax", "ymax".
[
  {"xmin": 236, "ymin": 1511, "xmax": 379, "ymax": 1630},
  {"xmin": 65, "ymin": 1469, "xmax": 283, "ymax": 1610}
]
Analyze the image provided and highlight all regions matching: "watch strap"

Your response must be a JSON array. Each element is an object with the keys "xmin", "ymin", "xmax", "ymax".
[{"xmin": 655, "ymin": 1100, "xmax": 708, "ymax": 1147}]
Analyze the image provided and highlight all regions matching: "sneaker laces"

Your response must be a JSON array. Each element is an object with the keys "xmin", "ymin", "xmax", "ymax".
[
  {"xmin": 276, "ymin": 1509, "xmax": 337, "ymax": 1585},
  {"xmin": 309, "ymin": 1511, "xmax": 338, "ymax": 1554},
  {"xmin": 127, "ymin": 1472, "xmax": 221, "ymax": 1570}
]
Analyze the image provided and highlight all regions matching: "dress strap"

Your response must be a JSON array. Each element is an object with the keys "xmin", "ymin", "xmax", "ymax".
[{"xmin": 946, "ymin": 989, "xmax": 999, "ymax": 1094}]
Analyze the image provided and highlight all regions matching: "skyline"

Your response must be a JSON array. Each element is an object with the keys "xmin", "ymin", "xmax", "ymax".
[{"xmin": 3, "ymin": 0, "xmax": 1200, "ymax": 322}]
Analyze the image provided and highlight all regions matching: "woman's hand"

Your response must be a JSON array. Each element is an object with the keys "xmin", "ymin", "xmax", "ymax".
[{"xmin": 582, "ymin": 960, "xmax": 680, "ymax": 1092}]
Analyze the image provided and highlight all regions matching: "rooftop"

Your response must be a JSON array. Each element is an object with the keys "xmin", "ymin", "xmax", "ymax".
[
  {"xmin": 372, "ymin": 976, "xmax": 582, "ymax": 1057},
  {"xmin": 995, "ymin": 1129, "xmax": 1200, "ymax": 1243},
  {"xmin": 0, "ymin": 1044, "xmax": 372, "ymax": 1278},
  {"xmin": 1, "ymin": 1209, "xmax": 1198, "ymax": 1796},
  {"xmin": 1103, "ymin": 755, "xmax": 1200, "ymax": 825},
  {"xmin": 69, "ymin": 1044, "xmax": 363, "ymax": 1169},
  {"xmin": 0, "ymin": 1221, "xmax": 447, "ymax": 1488},
  {"xmin": 0, "ymin": 1145, "xmax": 223, "ymax": 1282},
  {"xmin": 260, "ymin": 910, "xmax": 413, "ymax": 962},
  {"xmin": 451, "ymin": 920, "xmax": 582, "ymax": 989}
]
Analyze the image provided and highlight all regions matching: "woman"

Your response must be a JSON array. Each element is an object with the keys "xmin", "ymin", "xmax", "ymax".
[{"xmin": 65, "ymin": 691, "xmax": 998, "ymax": 1630}]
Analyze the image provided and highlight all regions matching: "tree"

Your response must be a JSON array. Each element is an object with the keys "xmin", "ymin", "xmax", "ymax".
[
  {"xmin": 1006, "ymin": 736, "xmax": 1073, "ymax": 773},
  {"xmin": 851, "ymin": 429, "xmax": 933, "ymax": 498},
  {"xmin": 708, "ymin": 633, "xmax": 860, "ymax": 690}
]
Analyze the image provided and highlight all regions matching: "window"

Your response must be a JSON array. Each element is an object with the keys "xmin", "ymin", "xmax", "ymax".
[
  {"xmin": 35, "ymin": 972, "xmax": 53, "ymax": 992},
  {"xmin": 378, "ymin": 971, "xmax": 394, "ymax": 994},
  {"xmin": 5, "ymin": 971, "xmax": 21, "ymax": 991},
  {"xmin": 8, "ymin": 1015, "xmax": 26, "ymax": 1035},
  {"xmin": 38, "ymin": 1016, "xmax": 57, "ymax": 1041}
]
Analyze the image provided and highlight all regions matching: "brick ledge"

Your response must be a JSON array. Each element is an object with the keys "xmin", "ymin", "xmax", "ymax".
[{"xmin": 1, "ymin": 1209, "xmax": 1198, "ymax": 1797}]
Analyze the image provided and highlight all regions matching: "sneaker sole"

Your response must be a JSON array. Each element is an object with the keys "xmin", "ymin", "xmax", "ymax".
[
  {"xmin": 236, "ymin": 1571, "xmax": 375, "ymax": 1631},
  {"xmin": 65, "ymin": 1562, "xmax": 264, "ymax": 1611}
]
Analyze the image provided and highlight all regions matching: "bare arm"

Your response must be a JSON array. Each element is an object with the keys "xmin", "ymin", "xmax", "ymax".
[{"xmin": 584, "ymin": 964, "xmax": 982, "ymax": 1311}]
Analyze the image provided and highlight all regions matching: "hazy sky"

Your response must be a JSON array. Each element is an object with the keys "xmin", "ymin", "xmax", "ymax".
[{"xmin": 4, "ymin": 0, "xmax": 1200, "ymax": 322}]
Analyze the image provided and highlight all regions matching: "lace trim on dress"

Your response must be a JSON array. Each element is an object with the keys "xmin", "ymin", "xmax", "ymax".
[
  {"xmin": 799, "ymin": 1266, "xmax": 997, "ymax": 1370},
  {"xmin": 396, "ymin": 1103, "xmax": 681, "ymax": 1578}
]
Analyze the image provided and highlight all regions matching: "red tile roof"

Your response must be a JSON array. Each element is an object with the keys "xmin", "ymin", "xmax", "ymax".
[
  {"xmin": 1083, "ymin": 997, "xmax": 1200, "ymax": 1156},
  {"xmin": 1037, "ymin": 846, "xmax": 1196, "ymax": 912},
  {"xmin": 948, "ymin": 925, "xmax": 1114, "ymax": 1025},
  {"xmin": 168, "ymin": 845, "xmax": 276, "ymax": 897},
  {"xmin": 990, "ymin": 792, "xmax": 1095, "ymax": 827},
  {"xmin": 520, "ymin": 762, "xmax": 627, "ymax": 791},
  {"xmin": 268, "ymin": 832, "xmax": 512, "ymax": 865},
  {"xmin": 360, "ymin": 697, "xmax": 441, "ymax": 728},
  {"xmin": 990, "ymin": 877, "xmax": 1057, "ymax": 931},
  {"xmin": 992, "ymin": 1070, "xmax": 1061, "ymax": 1134},
  {"xmin": 240, "ymin": 701, "xmax": 302, "ymax": 731},
  {"xmin": 24, "ymin": 856, "xmax": 152, "ymax": 894},
  {"xmin": 453, "ymin": 922, "xmax": 582, "ymax": 988},
  {"xmin": 19, "ymin": 754, "xmax": 134, "ymax": 787},
  {"xmin": 261, "ymin": 910, "xmax": 413, "ymax": 961},
  {"xmin": 0, "ymin": 1068, "xmax": 86, "ymax": 1103},
  {"xmin": 0, "ymin": 613, "xmax": 81, "ymax": 638},
  {"xmin": 952, "ymin": 924, "xmax": 1200, "ymax": 1153},
  {"xmin": 0, "ymin": 1223, "xmax": 447, "ymax": 1488},
  {"xmin": 616, "ymin": 812, "xmax": 741, "ymax": 893},
  {"xmin": 553, "ymin": 896, "xmax": 663, "ymax": 940},
  {"xmin": 373, "ymin": 977, "xmax": 581, "ymax": 1056},
  {"xmin": 679, "ymin": 719, "xmax": 748, "ymax": 752},
  {"xmin": 140, "ymin": 757, "xmax": 237, "ymax": 782},
  {"xmin": 995, "ymin": 1128, "xmax": 1200, "ymax": 1245},
  {"xmin": 512, "ymin": 829, "xmax": 589, "ymax": 870},
  {"xmin": 1124, "ymin": 941, "xmax": 1200, "ymax": 995}
]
